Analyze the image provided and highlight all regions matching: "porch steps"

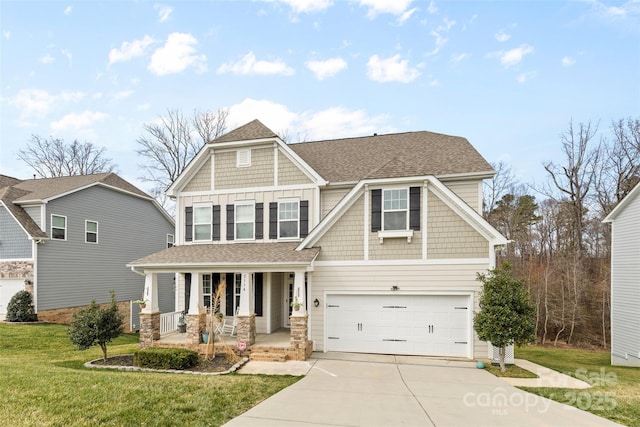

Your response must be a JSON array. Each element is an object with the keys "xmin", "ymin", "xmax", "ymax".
[{"xmin": 248, "ymin": 346, "xmax": 289, "ymax": 362}]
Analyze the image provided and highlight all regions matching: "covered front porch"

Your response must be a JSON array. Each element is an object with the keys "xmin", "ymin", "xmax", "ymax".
[{"xmin": 128, "ymin": 242, "xmax": 320, "ymax": 361}]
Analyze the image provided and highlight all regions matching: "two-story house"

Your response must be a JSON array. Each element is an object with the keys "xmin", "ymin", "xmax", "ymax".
[
  {"xmin": 0, "ymin": 173, "xmax": 174, "ymax": 330},
  {"xmin": 128, "ymin": 120, "xmax": 507, "ymax": 360}
]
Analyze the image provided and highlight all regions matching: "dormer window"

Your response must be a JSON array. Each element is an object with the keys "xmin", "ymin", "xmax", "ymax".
[{"xmin": 237, "ymin": 149, "xmax": 251, "ymax": 167}]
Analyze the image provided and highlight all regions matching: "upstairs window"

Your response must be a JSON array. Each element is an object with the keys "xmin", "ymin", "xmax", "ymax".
[
  {"xmin": 167, "ymin": 234, "xmax": 174, "ymax": 248},
  {"xmin": 383, "ymin": 189, "xmax": 408, "ymax": 231},
  {"xmin": 85, "ymin": 220, "xmax": 98, "ymax": 243},
  {"xmin": 194, "ymin": 205, "xmax": 212, "ymax": 241},
  {"xmin": 278, "ymin": 200, "xmax": 299, "ymax": 239},
  {"xmin": 51, "ymin": 215, "xmax": 67, "ymax": 240},
  {"xmin": 235, "ymin": 202, "xmax": 255, "ymax": 240}
]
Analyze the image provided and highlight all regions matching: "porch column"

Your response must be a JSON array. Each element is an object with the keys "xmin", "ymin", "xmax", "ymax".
[
  {"xmin": 292, "ymin": 270, "xmax": 306, "ymax": 315},
  {"xmin": 236, "ymin": 272, "xmax": 256, "ymax": 345},
  {"xmin": 187, "ymin": 272, "xmax": 204, "ymax": 347},
  {"xmin": 140, "ymin": 271, "xmax": 160, "ymax": 348}
]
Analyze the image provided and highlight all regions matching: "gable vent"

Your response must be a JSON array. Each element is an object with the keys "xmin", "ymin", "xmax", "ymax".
[{"xmin": 237, "ymin": 149, "xmax": 251, "ymax": 167}]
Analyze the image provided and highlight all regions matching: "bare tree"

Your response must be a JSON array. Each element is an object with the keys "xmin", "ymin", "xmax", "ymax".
[
  {"xmin": 17, "ymin": 135, "xmax": 116, "ymax": 178},
  {"xmin": 136, "ymin": 108, "xmax": 228, "ymax": 206},
  {"xmin": 483, "ymin": 161, "xmax": 518, "ymax": 219}
]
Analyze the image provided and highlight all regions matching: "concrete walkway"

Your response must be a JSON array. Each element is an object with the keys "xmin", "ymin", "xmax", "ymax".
[{"xmin": 227, "ymin": 353, "xmax": 621, "ymax": 426}]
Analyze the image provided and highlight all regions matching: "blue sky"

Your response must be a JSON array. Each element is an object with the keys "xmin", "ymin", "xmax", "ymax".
[{"xmin": 1, "ymin": 0, "xmax": 639, "ymax": 193}]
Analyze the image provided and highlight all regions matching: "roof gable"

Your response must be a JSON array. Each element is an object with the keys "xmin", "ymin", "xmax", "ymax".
[
  {"xmin": 211, "ymin": 119, "xmax": 278, "ymax": 144},
  {"xmin": 603, "ymin": 181, "xmax": 640, "ymax": 223}
]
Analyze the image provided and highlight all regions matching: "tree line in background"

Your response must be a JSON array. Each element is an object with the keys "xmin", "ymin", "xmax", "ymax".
[
  {"xmin": 15, "ymin": 111, "xmax": 640, "ymax": 348},
  {"xmin": 484, "ymin": 117, "xmax": 640, "ymax": 348}
]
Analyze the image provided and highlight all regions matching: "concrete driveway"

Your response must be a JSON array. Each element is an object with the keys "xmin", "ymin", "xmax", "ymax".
[{"xmin": 225, "ymin": 353, "xmax": 622, "ymax": 427}]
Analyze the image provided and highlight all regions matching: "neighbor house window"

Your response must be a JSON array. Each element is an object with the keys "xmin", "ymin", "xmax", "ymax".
[
  {"xmin": 167, "ymin": 234, "xmax": 174, "ymax": 248},
  {"xmin": 383, "ymin": 189, "xmax": 408, "ymax": 231},
  {"xmin": 235, "ymin": 202, "xmax": 255, "ymax": 240},
  {"xmin": 237, "ymin": 149, "xmax": 251, "ymax": 167},
  {"xmin": 51, "ymin": 215, "xmax": 67, "ymax": 240},
  {"xmin": 85, "ymin": 220, "xmax": 98, "ymax": 243},
  {"xmin": 278, "ymin": 200, "xmax": 299, "ymax": 239},
  {"xmin": 194, "ymin": 204, "xmax": 212, "ymax": 241}
]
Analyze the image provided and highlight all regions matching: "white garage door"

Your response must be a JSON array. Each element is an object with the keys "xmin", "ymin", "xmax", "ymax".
[
  {"xmin": 0, "ymin": 279, "xmax": 25, "ymax": 318},
  {"xmin": 326, "ymin": 294, "xmax": 470, "ymax": 358}
]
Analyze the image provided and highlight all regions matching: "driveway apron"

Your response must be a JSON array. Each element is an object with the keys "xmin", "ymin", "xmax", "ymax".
[{"xmin": 224, "ymin": 356, "xmax": 623, "ymax": 427}]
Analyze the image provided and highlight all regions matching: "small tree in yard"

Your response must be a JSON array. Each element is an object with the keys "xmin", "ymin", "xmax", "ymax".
[
  {"xmin": 68, "ymin": 291, "xmax": 124, "ymax": 361},
  {"xmin": 474, "ymin": 263, "xmax": 535, "ymax": 373}
]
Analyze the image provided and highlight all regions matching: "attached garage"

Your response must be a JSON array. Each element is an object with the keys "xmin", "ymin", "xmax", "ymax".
[
  {"xmin": 0, "ymin": 279, "xmax": 25, "ymax": 319},
  {"xmin": 325, "ymin": 293, "xmax": 472, "ymax": 358}
]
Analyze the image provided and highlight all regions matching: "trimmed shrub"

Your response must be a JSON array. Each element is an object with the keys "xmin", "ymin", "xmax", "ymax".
[
  {"xmin": 6, "ymin": 290, "xmax": 38, "ymax": 322},
  {"xmin": 133, "ymin": 347, "xmax": 199, "ymax": 370}
]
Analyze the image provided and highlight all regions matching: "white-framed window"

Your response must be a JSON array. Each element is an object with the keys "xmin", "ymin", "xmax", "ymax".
[
  {"xmin": 383, "ymin": 188, "xmax": 408, "ymax": 231},
  {"xmin": 278, "ymin": 199, "xmax": 299, "ymax": 239},
  {"xmin": 85, "ymin": 220, "xmax": 98, "ymax": 244},
  {"xmin": 193, "ymin": 204, "xmax": 212, "ymax": 241},
  {"xmin": 51, "ymin": 215, "xmax": 67, "ymax": 240},
  {"xmin": 235, "ymin": 201, "xmax": 255, "ymax": 240},
  {"xmin": 167, "ymin": 234, "xmax": 174, "ymax": 248},
  {"xmin": 236, "ymin": 149, "xmax": 251, "ymax": 167}
]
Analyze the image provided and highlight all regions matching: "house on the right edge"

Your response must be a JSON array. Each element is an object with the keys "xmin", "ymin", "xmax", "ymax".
[
  {"xmin": 603, "ymin": 182, "xmax": 640, "ymax": 367},
  {"xmin": 130, "ymin": 120, "xmax": 507, "ymax": 361}
]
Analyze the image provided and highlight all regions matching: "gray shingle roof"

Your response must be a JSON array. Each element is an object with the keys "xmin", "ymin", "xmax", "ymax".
[
  {"xmin": 211, "ymin": 119, "xmax": 278, "ymax": 144},
  {"xmin": 288, "ymin": 130, "xmax": 494, "ymax": 183},
  {"xmin": 128, "ymin": 242, "xmax": 320, "ymax": 267},
  {"xmin": 0, "ymin": 185, "xmax": 47, "ymax": 239}
]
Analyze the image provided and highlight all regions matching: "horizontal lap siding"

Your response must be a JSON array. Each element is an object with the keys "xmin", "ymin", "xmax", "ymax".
[
  {"xmin": 309, "ymin": 263, "xmax": 489, "ymax": 357},
  {"xmin": 183, "ymin": 157, "xmax": 211, "ymax": 192},
  {"xmin": 37, "ymin": 186, "xmax": 174, "ymax": 310},
  {"xmin": 443, "ymin": 180, "xmax": 482, "ymax": 213},
  {"xmin": 611, "ymin": 195, "xmax": 640, "ymax": 359},
  {"xmin": 214, "ymin": 148, "xmax": 274, "ymax": 190},
  {"xmin": 0, "ymin": 206, "xmax": 32, "ymax": 259}
]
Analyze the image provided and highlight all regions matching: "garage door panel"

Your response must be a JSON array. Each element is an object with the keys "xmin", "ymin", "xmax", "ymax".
[{"xmin": 327, "ymin": 294, "xmax": 470, "ymax": 358}]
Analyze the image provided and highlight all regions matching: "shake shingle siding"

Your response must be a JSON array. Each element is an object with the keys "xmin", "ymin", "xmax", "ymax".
[
  {"xmin": 37, "ymin": 185, "xmax": 174, "ymax": 310},
  {"xmin": 0, "ymin": 205, "xmax": 31, "ymax": 259}
]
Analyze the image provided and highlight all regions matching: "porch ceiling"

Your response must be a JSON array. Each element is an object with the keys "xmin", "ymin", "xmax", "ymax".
[{"xmin": 127, "ymin": 242, "xmax": 320, "ymax": 271}]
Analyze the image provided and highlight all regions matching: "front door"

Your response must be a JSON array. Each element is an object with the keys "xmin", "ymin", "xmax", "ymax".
[{"xmin": 282, "ymin": 275, "xmax": 294, "ymax": 328}]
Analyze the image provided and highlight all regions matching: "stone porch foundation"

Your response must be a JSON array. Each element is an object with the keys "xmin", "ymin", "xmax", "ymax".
[{"xmin": 139, "ymin": 312, "xmax": 160, "ymax": 348}]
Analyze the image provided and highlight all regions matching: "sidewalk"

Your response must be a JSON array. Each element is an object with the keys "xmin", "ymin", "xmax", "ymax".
[{"xmin": 503, "ymin": 358, "xmax": 592, "ymax": 389}]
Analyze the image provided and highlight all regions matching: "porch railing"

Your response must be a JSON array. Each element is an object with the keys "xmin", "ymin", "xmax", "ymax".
[{"xmin": 160, "ymin": 311, "xmax": 182, "ymax": 336}]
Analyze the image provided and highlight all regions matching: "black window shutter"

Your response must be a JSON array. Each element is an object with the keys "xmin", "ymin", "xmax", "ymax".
[
  {"xmin": 226, "ymin": 205, "xmax": 234, "ymax": 241},
  {"xmin": 254, "ymin": 273, "xmax": 263, "ymax": 316},
  {"xmin": 255, "ymin": 203, "xmax": 264, "ymax": 239},
  {"xmin": 269, "ymin": 202, "xmax": 278, "ymax": 239},
  {"xmin": 371, "ymin": 189, "xmax": 382, "ymax": 232},
  {"xmin": 225, "ymin": 273, "xmax": 234, "ymax": 316},
  {"xmin": 185, "ymin": 207, "xmax": 193, "ymax": 241},
  {"xmin": 212, "ymin": 205, "xmax": 221, "ymax": 241},
  {"xmin": 300, "ymin": 200, "xmax": 309, "ymax": 237},
  {"xmin": 410, "ymin": 187, "xmax": 421, "ymax": 231}
]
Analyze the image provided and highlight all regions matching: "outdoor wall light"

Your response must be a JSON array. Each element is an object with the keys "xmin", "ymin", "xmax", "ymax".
[
  {"xmin": 313, "ymin": 298, "xmax": 320, "ymax": 308},
  {"xmin": 391, "ymin": 285, "xmax": 399, "ymax": 291}
]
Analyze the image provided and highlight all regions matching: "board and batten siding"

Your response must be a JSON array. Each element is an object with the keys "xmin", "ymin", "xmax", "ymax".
[
  {"xmin": 610, "ymin": 192, "xmax": 640, "ymax": 366},
  {"xmin": 308, "ymin": 263, "xmax": 489, "ymax": 358},
  {"xmin": 37, "ymin": 185, "xmax": 174, "ymax": 311},
  {"xmin": 0, "ymin": 205, "xmax": 32, "ymax": 259}
]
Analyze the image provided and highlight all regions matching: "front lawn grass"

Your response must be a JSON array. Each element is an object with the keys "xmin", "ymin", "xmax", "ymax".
[
  {"xmin": 518, "ymin": 345, "xmax": 640, "ymax": 427},
  {"xmin": 484, "ymin": 363, "xmax": 538, "ymax": 378},
  {"xmin": 0, "ymin": 323, "xmax": 299, "ymax": 426}
]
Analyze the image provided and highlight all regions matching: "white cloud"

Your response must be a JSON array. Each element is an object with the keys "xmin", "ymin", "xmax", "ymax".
[
  {"xmin": 495, "ymin": 30, "xmax": 511, "ymax": 42},
  {"xmin": 305, "ymin": 57, "xmax": 347, "ymax": 79},
  {"xmin": 451, "ymin": 53, "xmax": 469, "ymax": 62},
  {"xmin": 561, "ymin": 56, "xmax": 576, "ymax": 67},
  {"xmin": 137, "ymin": 103, "xmax": 151, "ymax": 111},
  {"xmin": 427, "ymin": 0, "xmax": 437, "ymax": 14},
  {"xmin": 148, "ymin": 32, "xmax": 207, "ymax": 75},
  {"xmin": 358, "ymin": 0, "xmax": 415, "ymax": 18},
  {"xmin": 58, "ymin": 91, "xmax": 85, "ymax": 102},
  {"xmin": 516, "ymin": 70, "xmax": 537, "ymax": 83},
  {"xmin": 154, "ymin": 4, "xmax": 173, "ymax": 22},
  {"xmin": 64, "ymin": 6, "xmax": 72, "ymax": 15},
  {"xmin": 366, "ymin": 54, "xmax": 420, "ymax": 83},
  {"xmin": 217, "ymin": 51, "xmax": 294, "ymax": 76},
  {"xmin": 50, "ymin": 111, "xmax": 108, "ymax": 131},
  {"xmin": 40, "ymin": 54, "xmax": 55, "ymax": 64},
  {"xmin": 10, "ymin": 89, "xmax": 56, "ymax": 118},
  {"xmin": 261, "ymin": 0, "xmax": 333, "ymax": 14},
  {"xmin": 109, "ymin": 35, "xmax": 155, "ymax": 65},
  {"xmin": 3, "ymin": 30, "xmax": 10, "ymax": 39},
  {"xmin": 398, "ymin": 8, "xmax": 417, "ymax": 24},
  {"xmin": 588, "ymin": 0, "xmax": 640, "ymax": 19},
  {"xmin": 488, "ymin": 44, "xmax": 534, "ymax": 68},
  {"xmin": 61, "ymin": 49, "xmax": 72, "ymax": 67},
  {"xmin": 225, "ymin": 98, "xmax": 392, "ymax": 142},
  {"xmin": 426, "ymin": 18, "xmax": 455, "ymax": 56}
]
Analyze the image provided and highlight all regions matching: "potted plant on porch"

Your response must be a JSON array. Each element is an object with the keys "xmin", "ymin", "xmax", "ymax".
[
  {"xmin": 133, "ymin": 299, "xmax": 147, "ymax": 309},
  {"xmin": 291, "ymin": 297, "xmax": 303, "ymax": 311}
]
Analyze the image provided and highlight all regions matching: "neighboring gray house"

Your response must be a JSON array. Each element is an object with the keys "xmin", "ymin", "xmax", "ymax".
[
  {"xmin": 129, "ymin": 120, "xmax": 507, "ymax": 360},
  {"xmin": 603, "ymin": 182, "xmax": 640, "ymax": 367},
  {"xmin": 0, "ymin": 173, "xmax": 174, "ymax": 331}
]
